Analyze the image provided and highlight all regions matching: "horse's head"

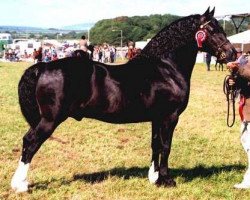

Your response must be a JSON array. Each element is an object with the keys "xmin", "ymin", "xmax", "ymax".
[{"xmin": 196, "ymin": 7, "xmax": 236, "ymax": 63}]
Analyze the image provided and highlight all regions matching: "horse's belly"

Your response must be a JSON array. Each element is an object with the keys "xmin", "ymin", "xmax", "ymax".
[
  {"xmin": 71, "ymin": 103, "xmax": 151, "ymax": 124},
  {"xmin": 86, "ymin": 114, "xmax": 151, "ymax": 124}
]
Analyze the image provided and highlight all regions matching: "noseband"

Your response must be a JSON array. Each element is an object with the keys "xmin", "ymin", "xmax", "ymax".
[
  {"xmin": 215, "ymin": 40, "xmax": 229, "ymax": 60},
  {"xmin": 195, "ymin": 20, "xmax": 229, "ymax": 60}
]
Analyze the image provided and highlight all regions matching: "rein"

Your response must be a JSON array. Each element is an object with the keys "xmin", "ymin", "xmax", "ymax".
[{"xmin": 223, "ymin": 74, "xmax": 237, "ymax": 127}]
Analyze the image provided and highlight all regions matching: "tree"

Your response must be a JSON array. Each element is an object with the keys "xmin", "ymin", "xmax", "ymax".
[{"xmin": 90, "ymin": 14, "xmax": 181, "ymax": 45}]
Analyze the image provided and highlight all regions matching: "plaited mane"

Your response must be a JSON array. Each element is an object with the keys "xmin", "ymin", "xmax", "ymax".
[{"xmin": 141, "ymin": 14, "xmax": 200, "ymax": 59}]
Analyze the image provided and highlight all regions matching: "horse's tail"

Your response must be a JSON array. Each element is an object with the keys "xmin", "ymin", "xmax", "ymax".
[{"xmin": 18, "ymin": 63, "xmax": 44, "ymax": 129}]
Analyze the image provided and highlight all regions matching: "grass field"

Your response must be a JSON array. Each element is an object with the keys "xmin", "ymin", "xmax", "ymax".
[{"xmin": 1, "ymin": 61, "xmax": 250, "ymax": 199}]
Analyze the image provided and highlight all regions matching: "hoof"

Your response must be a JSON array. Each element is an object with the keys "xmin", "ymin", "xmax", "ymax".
[
  {"xmin": 156, "ymin": 176, "xmax": 176, "ymax": 187},
  {"xmin": 148, "ymin": 162, "xmax": 159, "ymax": 184},
  {"xmin": 11, "ymin": 159, "xmax": 30, "ymax": 192},
  {"xmin": 11, "ymin": 178, "xmax": 29, "ymax": 193},
  {"xmin": 234, "ymin": 182, "xmax": 250, "ymax": 189}
]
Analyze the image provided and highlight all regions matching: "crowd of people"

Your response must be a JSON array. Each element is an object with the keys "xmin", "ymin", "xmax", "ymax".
[
  {"xmin": 0, "ymin": 34, "xmax": 142, "ymax": 64},
  {"xmin": 33, "ymin": 47, "xmax": 58, "ymax": 63},
  {"xmin": 3, "ymin": 48, "xmax": 21, "ymax": 62},
  {"xmin": 32, "ymin": 41, "xmax": 141, "ymax": 64},
  {"xmin": 92, "ymin": 44, "xmax": 117, "ymax": 63}
]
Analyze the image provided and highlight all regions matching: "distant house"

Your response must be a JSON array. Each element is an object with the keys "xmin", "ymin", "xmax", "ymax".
[
  {"xmin": 0, "ymin": 33, "xmax": 13, "ymax": 53},
  {"xmin": 0, "ymin": 33, "xmax": 13, "ymax": 44},
  {"xmin": 8, "ymin": 39, "xmax": 41, "ymax": 55}
]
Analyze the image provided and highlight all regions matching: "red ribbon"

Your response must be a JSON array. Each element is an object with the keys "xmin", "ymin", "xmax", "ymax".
[
  {"xmin": 239, "ymin": 95, "xmax": 246, "ymax": 121},
  {"xmin": 195, "ymin": 30, "xmax": 207, "ymax": 48}
]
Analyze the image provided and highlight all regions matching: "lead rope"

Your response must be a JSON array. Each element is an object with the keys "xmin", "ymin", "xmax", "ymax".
[{"xmin": 223, "ymin": 75, "xmax": 237, "ymax": 127}]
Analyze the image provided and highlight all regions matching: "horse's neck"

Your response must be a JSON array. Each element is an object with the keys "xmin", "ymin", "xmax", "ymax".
[
  {"xmin": 141, "ymin": 15, "xmax": 200, "ymax": 60},
  {"xmin": 173, "ymin": 44, "xmax": 198, "ymax": 81},
  {"xmin": 140, "ymin": 15, "xmax": 200, "ymax": 81}
]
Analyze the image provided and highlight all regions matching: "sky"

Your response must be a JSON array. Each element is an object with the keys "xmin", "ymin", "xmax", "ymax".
[{"xmin": 0, "ymin": 0, "xmax": 249, "ymax": 28}]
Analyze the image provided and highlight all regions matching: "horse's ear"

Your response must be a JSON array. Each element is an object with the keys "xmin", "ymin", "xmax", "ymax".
[
  {"xmin": 209, "ymin": 7, "xmax": 215, "ymax": 17},
  {"xmin": 201, "ymin": 6, "xmax": 215, "ymax": 21},
  {"xmin": 203, "ymin": 7, "xmax": 210, "ymax": 17}
]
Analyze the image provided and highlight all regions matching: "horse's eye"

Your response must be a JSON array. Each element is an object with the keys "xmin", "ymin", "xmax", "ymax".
[{"xmin": 207, "ymin": 26, "xmax": 214, "ymax": 33}]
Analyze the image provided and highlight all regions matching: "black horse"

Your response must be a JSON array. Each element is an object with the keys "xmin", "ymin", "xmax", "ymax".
[{"xmin": 11, "ymin": 8, "xmax": 236, "ymax": 192}]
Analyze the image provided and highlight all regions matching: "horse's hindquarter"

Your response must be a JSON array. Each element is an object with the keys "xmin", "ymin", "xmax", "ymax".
[{"xmin": 36, "ymin": 68, "xmax": 65, "ymax": 121}]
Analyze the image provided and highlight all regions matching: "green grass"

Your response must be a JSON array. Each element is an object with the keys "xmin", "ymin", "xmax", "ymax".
[{"xmin": 1, "ymin": 61, "xmax": 250, "ymax": 199}]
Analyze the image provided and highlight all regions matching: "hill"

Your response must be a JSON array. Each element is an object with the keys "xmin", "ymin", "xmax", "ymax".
[
  {"xmin": 0, "ymin": 23, "xmax": 94, "ymax": 34},
  {"xmin": 61, "ymin": 23, "xmax": 95, "ymax": 31},
  {"xmin": 0, "ymin": 25, "xmax": 48, "ymax": 33}
]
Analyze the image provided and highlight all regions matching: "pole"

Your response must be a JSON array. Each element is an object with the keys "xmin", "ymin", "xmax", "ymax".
[
  {"xmin": 120, "ymin": 30, "xmax": 123, "ymax": 48},
  {"xmin": 88, "ymin": 28, "xmax": 90, "ymax": 42}
]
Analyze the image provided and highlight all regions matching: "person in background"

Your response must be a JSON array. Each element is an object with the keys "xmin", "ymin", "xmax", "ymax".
[
  {"xmin": 79, "ymin": 35, "xmax": 88, "ymax": 52},
  {"xmin": 110, "ymin": 46, "xmax": 116, "ymax": 63},
  {"xmin": 24, "ymin": 49, "xmax": 28, "ymax": 59},
  {"xmin": 227, "ymin": 47, "xmax": 250, "ymax": 189},
  {"xmin": 205, "ymin": 52, "xmax": 212, "ymax": 71},
  {"xmin": 33, "ymin": 49, "xmax": 37, "ymax": 63},
  {"xmin": 52, "ymin": 50, "xmax": 58, "ymax": 61},
  {"xmin": 127, "ymin": 41, "xmax": 136, "ymax": 60},
  {"xmin": 98, "ymin": 47, "xmax": 103, "ymax": 62},
  {"xmin": 36, "ymin": 47, "xmax": 43, "ymax": 62}
]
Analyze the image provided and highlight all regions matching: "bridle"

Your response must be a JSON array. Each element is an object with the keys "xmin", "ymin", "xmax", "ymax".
[{"xmin": 195, "ymin": 20, "xmax": 230, "ymax": 61}]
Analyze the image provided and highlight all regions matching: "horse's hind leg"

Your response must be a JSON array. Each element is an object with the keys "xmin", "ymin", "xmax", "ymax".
[{"xmin": 11, "ymin": 118, "xmax": 58, "ymax": 192}]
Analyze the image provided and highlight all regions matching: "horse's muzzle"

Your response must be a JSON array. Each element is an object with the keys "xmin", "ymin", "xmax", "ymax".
[{"xmin": 218, "ymin": 49, "xmax": 237, "ymax": 63}]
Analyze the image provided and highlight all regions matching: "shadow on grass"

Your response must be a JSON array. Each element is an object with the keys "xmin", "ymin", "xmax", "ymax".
[
  {"xmin": 29, "ymin": 164, "xmax": 245, "ymax": 191},
  {"xmin": 73, "ymin": 164, "xmax": 246, "ymax": 183}
]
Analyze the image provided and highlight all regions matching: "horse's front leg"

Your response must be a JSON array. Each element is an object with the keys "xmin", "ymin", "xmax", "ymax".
[
  {"xmin": 148, "ymin": 120, "xmax": 161, "ymax": 184},
  {"xmin": 149, "ymin": 115, "xmax": 178, "ymax": 187}
]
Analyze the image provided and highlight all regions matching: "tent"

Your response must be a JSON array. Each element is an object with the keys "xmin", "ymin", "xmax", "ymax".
[
  {"xmin": 228, "ymin": 30, "xmax": 250, "ymax": 52},
  {"xmin": 228, "ymin": 30, "xmax": 250, "ymax": 43}
]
